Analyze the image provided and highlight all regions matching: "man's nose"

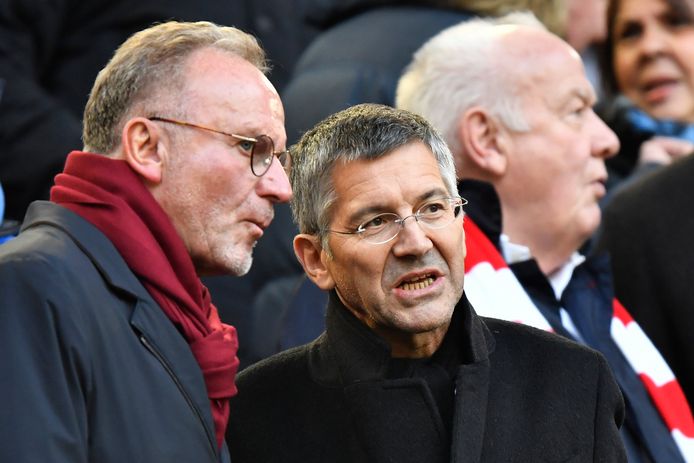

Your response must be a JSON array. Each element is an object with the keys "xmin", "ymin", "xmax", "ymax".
[
  {"xmin": 391, "ymin": 216, "xmax": 433, "ymax": 257},
  {"xmin": 590, "ymin": 111, "xmax": 620, "ymax": 159},
  {"xmin": 257, "ymin": 158, "xmax": 292, "ymax": 203}
]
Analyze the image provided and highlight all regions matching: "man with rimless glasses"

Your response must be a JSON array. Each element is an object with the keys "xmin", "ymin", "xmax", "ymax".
[
  {"xmin": 0, "ymin": 21, "xmax": 290, "ymax": 462},
  {"xmin": 227, "ymin": 103, "xmax": 625, "ymax": 462}
]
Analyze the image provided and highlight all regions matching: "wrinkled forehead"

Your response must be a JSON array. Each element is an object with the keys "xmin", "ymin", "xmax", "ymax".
[
  {"xmin": 328, "ymin": 143, "xmax": 449, "ymax": 218},
  {"xmin": 180, "ymin": 49, "xmax": 286, "ymax": 143},
  {"xmin": 505, "ymin": 33, "xmax": 594, "ymax": 106}
]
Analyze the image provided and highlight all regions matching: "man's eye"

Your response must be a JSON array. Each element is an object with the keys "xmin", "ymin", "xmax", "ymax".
[
  {"xmin": 570, "ymin": 106, "xmax": 585, "ymax": 117},
  {"xmin": 420, "ymin": 201, "xmax": 446, "ymax": 216},
  {"xmin": 361, "ymin": 215, "xmax": 391, "ymax": 230},
  {"xmin": 238, "ymin": 140, "xmax": 255, "ymax": 153}
]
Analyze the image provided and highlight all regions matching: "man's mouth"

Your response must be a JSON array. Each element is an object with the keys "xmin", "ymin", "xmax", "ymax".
[
  {"xmin": 398, "ymin": 273, "xmax": 437, "ymax": 291},
  {"xmin": 248, "ymin": 210, "xmax": 274, "ymax": 231}
]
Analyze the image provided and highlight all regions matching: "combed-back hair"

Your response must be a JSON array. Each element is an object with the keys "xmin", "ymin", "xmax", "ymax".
[
  {"xmin": 82, "ymin": 20, "xmax": 268, "ymax": 154},
  {"xmin": 289, "ymin": 103, "xmax": 458, "ymax": 251},
  {"xmin": 396, "ymin": 12, "xmax": 546, "ymax": 156}
]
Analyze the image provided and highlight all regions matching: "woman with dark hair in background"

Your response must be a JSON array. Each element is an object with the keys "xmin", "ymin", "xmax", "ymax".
[{"xmin": 599, "ymin": 0, "xmax": 694, "ymax": 188}]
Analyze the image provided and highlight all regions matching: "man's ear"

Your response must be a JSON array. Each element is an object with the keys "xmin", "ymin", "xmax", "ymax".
[
  {"xmin": 120, "ymin": 117, "xmax": 164, "ymax": 184},
  {"xmin": 293, "ymin": 234, "xmax": 335, "ymax": 290},
  {"xmin": 459, "ymin": 107, "xmax": 509, "ymax": 176}
]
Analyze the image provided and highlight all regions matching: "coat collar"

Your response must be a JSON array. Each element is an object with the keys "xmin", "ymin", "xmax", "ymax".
[
  {"xmin": 307, "ymin": 291, "xmax": 495, "ymax": 463},
  {"xmin": 22, "ymin": 201, "xmax": 156, "ymax": 302},
  {"xmin": 309, "ymin": 290, "xmax": 496, "ymax": 386}
]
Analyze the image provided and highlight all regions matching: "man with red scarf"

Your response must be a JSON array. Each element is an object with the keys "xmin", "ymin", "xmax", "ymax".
[
  {"xmin": 397, "ymin": 13, "xmax": 693, "ymax": 462},
  {"xmin": 0, "ymin": 21, "xmax": 291, "ymax": 462}
]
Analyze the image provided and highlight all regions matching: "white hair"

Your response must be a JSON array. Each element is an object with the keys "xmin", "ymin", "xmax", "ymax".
[{"xmin": 396, "ymin": 12, "xmax": 547, "ymax": 156}]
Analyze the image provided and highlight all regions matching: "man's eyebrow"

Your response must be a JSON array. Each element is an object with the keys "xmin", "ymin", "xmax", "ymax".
[
  {"xmin": 346, "ymin": 204, "xmax": 390, "ymax": 225},
  {"xmin": 418, "ymin": 188, "xmax": 450, "ymax": 202},
  {"xmin": 345, "ymin": 187, "xmax": 450, "ymax": 224},
  {"xmin": 573, "ymin": 87, "xmax": 596, "ymax": 105}
]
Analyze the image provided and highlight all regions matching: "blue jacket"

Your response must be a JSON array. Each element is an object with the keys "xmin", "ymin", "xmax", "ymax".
[{"xmin": 0, "ymin": 202, "xmax": 230, "ymax": 462}]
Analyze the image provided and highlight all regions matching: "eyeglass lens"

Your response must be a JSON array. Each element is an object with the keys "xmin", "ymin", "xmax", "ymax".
[
  {"xmin": 361, "ymin": 199, "xmax": 464, "ymax": 244},
  {"xmin": 251, "ymin": 135, "xmax": 291, "ymax": 177},
  {"xmin": 251, "ymin": 135, "xmax": 274, "ymax": 176}
]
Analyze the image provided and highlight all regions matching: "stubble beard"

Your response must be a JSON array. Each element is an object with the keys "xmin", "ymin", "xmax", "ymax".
[{"xmin": 222, "ymin": 243, "xmax": 254, "ymax": 276}]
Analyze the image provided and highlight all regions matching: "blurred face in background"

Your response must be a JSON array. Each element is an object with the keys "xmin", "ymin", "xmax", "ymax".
[{"xmin": 611, "ymin": 0, "xmax": 694, "ymax": 122}]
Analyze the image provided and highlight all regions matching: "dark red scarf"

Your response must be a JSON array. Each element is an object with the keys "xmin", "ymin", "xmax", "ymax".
[{"xmin": 51, "ymin": 151, "xmax": 238, "ymax": 449}]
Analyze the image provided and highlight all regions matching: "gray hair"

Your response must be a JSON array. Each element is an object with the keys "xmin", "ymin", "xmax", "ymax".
[
  {"xmin": 83, "ymin": 21, "xmax": 268, "ymax": 154},
  {"xmin": 396, "ymin": 12, "xmax": 547, "ymax": 157},
  {"xmin": 289, "ymin": 103, "xmax": 458, "ymax": 251}
]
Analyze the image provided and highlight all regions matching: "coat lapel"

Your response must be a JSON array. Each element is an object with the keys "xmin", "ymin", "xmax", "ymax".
[
  {"xmin": 450, "ymin": 359, "xmax": 491, "ymax": 463},
  {"xmin": 23, "ymin": 203, "xmax": 218, "ymax": 454},
  {"xmin": 317, "ymin": 291, "xmax": 495, "ymax": 463}
]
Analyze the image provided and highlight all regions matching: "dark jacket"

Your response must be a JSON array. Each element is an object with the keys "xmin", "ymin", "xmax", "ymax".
[
  {"xmin": 599, "ymin": 99, "xmax": 653, "ymax": 191},
  {"xmin": 598, "ymin": 155, "xmax": 694, "ymax": 407},
  {"xmin": 598, "ymin": 98, "xmax": 690, "ymax": 196},
  {"xmin": 228, "ymin": 291, "xmax": 626, "ymax": 462},
  {"xmin": 0, "ymin": 0, "xmax": 312, "ymax": 222},
  {"xmin": 0, "ymin": 202, "xmax": 229, "ymax": 462},
  {"xmin": 283, "ymin": 3, "xmax": 474, "ymax": 144}
]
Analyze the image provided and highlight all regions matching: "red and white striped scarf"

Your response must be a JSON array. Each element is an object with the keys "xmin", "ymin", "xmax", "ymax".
[{"xmin": 463, "ymin": 217, "xmax": 694, "ymax": 460}]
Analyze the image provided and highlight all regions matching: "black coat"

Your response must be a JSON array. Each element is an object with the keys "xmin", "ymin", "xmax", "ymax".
[
  {"xmin": 228, "ymin": 292, "xmax": 626, "ymax": 462},
  {"xmin": 0, "ymin": 202, "xmax": 229, "ymax": 462},
  {"xmin": 598, "ymin": 155, "xmax": 694, "ymax": 407}
]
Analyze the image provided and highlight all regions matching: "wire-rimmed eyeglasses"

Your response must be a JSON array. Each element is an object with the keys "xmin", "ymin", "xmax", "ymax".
[
  {"xmin": 327, "ymin": 196, "xmax": 468, "ymax": 245},
  {"xmin": 149, "ymin": 116, "xmax": 291, "ymax": 177}
]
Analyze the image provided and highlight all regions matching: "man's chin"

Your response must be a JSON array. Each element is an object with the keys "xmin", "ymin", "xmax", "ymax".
[
  {"xmin": 195, "ymin": 250, "xmax": 253, "ymax": 277},
  {"xmin": 226, "ymin": 253, "xmax": 253, "ymax": 277}
]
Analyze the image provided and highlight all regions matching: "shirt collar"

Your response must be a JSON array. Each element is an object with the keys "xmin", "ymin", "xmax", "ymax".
[{"xmin": 500, "ymin": 233, "xmax": 585, "ymax": 300}]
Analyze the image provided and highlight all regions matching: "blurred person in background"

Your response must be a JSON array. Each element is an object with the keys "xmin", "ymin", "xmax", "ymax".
[
  {"xmin": 0, "ymin": 0, "xmax": 313, "ymax": 223},
  {"xmin": 598, "ymin": 152, "xmax": 694, "ymax": 413},
  {"xmin": 599, "ymin": 0, "xmax": 694, "ymax": 188},
  {"xmin": 597, "ymin": 0, "xmax": 694, "ymax": 414}
]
